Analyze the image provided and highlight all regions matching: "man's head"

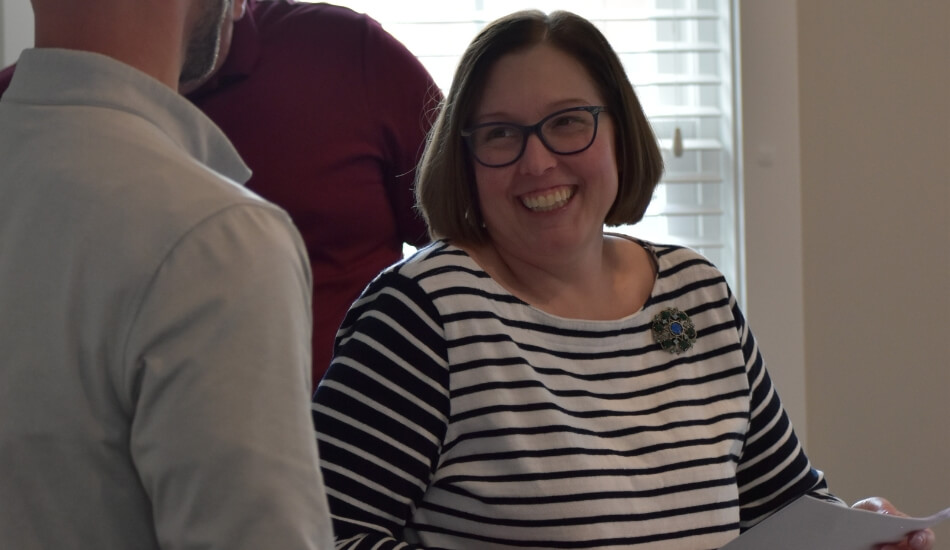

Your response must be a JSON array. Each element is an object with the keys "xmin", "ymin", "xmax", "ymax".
[
  {"xmin": 28, "ymin": 0, "xmax": 247, "ymax": 90},
  {"xmin": 179, "ymin": 0, "xmax": 232, "ymax": 84},
  {"xmin": 179, "ymin": 0, "xmax": 247, "ymax": 92}
]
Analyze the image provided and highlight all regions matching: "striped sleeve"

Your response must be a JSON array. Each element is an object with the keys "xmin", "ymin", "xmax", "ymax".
[
  {"xmin": 312, "ymin": 270, "xmax": 449, "ymax": 549},
  {"xmin": 731, "ymin": 292, "xmax": 842, "ymax": 530}
]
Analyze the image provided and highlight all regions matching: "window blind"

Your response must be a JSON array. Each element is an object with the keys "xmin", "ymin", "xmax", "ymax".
[{"xmin": 330, "ymin": 0, "xmax": 741, "ymax": 294}]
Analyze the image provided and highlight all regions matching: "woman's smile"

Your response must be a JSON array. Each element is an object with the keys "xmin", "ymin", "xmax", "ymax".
[{"xmin": 519, "ymin": 185, "xmax": 576, "ymax": 212}]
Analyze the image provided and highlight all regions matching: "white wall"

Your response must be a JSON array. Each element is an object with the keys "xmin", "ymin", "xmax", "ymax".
[
  {"xmin": 797, "ymin": 0, "xmax": 950, "ymax": 543},
  {"xmin": 744, "ymin": 2, "xmax": 949, "ymax": 545},
  {"xmin": 738, "ymin": 1, "xmax": 809, "ymax": 441},
  {"xmin": 0, "ymin": 0, "xmax": 32, "ymax": 66}
]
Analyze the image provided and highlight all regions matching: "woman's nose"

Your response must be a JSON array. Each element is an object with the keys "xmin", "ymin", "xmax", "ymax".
[{"xmin": 517, "ymin": 133, "xmax": 557, "ymax": 175}]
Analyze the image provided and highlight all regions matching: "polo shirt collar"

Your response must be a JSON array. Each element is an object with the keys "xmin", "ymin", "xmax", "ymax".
[{"xmin": 5, "ymin": 48, "xmax": 252, "ymax": 185}]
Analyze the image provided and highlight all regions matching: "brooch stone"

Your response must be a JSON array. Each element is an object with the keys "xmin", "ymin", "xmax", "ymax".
[{"xmin": 651, "ymin": 307, "xmax": 697, "ymax": 354}]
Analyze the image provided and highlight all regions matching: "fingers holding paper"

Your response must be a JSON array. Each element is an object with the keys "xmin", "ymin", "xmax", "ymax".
[{"xmin": 853, "ymin": 497, "xmax": 936, "ymax": 550}]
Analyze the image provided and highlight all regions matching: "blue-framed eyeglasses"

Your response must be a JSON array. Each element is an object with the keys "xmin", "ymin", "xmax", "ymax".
[{"xmin": 461, "ymin": 105, "xmax": 607, "ymax": 168}]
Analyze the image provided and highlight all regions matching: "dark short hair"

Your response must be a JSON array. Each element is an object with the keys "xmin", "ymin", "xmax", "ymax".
[{"xmin": 415, "ymin": 10, "xmax": 664, "ymax": 245}]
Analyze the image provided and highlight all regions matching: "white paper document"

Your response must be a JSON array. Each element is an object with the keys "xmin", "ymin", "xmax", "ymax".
[{"xmin": 720, "ymin": 495, "xmax": 950, "ymax": 550}]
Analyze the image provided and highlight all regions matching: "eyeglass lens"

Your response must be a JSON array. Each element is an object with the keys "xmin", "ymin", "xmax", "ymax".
[{"xmin": 465, "ymin": 107, "xmax": 603, "ymax": 167}]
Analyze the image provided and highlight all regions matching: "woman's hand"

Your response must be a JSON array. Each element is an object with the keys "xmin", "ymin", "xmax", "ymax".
[{"xmin": 852, "ymin": 497, "xmax": 935, "ymax": 550}]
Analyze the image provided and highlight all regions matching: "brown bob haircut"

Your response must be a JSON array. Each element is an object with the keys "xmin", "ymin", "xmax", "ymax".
[{"xmin": 415, "ymin": 9, "xmax": 664, "ymax": 245}]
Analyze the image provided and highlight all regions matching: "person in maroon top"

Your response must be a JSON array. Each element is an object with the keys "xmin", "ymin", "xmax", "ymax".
[
  {"xmin": 0, "ymin": 0, "xmax": 441, "ymax": 387},
  {"xmin": 188, "ymin": 0, "xmax": 440, "ymax": 387}
]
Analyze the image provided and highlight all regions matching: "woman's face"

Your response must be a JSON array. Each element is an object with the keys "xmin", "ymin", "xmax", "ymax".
[{"xmin": 469, "ymin": 42, "xmax": 618, "ymax": 261}]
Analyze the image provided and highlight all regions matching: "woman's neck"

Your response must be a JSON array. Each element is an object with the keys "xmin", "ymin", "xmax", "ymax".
[{"xmin": 462, "ymin": 234, "xmax": 655, "ymax": 320}]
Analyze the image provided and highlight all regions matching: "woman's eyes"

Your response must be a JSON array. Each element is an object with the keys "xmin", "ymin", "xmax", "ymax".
[
  {"xmin": 483, "ymin": 125, "xmax": 519, "ymax": 141},
  {"xmin": 548, "ymin": 114, "xmax": 586, "ymax": 129},
  {"xmin": 476, "ymin": 110, "xmax": 590, "ymax": 144}
]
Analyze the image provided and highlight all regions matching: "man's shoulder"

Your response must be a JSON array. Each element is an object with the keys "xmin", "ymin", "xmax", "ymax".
[
  {"xmin": 13, "ymin": 104, "xmax": 285, "ymax": 252},
  {"xmin": 99, "ymin": 135, "xmax": 283, "ymax": 237}
]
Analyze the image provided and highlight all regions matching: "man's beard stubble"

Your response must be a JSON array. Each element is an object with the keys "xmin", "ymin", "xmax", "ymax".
[{"xmin": 179, "ymin": 0, "xmax": 231, "ymax": 85}]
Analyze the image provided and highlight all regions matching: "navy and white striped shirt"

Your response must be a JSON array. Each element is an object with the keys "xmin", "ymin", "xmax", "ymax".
[{"xmin": 313, "ymin": 239, "xmax": 836, "ymax": 549}]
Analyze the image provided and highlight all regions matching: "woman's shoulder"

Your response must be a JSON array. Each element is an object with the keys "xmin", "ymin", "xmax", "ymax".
[
  {"xmin": 609, "ymin": 235, "xmax": 732, "ymax": 307},
  {"xmin": 378, "ymin": 240, "xmax": 492, "ymax": 290},
  {"xmin": 609, "ymin": 234, "xmax": 722, "ymax": 274},
  {"xmin": 653, "ymin": 243, "xmax": 722, "ymax": 274},
  {"xmin": 344, "ymin": 240, "xmax": 507, "ymax": 328}
]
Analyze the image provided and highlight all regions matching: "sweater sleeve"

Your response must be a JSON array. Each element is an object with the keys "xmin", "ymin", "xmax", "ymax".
[
  {"xmin": 312, "ymin": 270, "xmax": 450, "ymax": 549},
  {"xmin": 731, "ymin": 293, "xmax": 843, "ymax": 530}
]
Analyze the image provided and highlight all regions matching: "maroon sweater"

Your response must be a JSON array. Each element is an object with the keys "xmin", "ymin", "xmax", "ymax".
[{"xmin": 0, "ymin": 1, "xmax": 440, "ymax": 388}]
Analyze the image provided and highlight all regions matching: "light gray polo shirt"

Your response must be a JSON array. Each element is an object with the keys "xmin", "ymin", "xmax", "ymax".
[{"xmin": 0, "ymin": 49, "xmax": 333, "ymax": 549}]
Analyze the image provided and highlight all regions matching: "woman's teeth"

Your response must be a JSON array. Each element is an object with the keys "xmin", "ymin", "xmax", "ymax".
[{"xmin": 521, "ymin": 187, "xmax": 574, "ymax": 212}]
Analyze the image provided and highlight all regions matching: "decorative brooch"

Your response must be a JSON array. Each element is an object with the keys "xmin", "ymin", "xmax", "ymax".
[{"xmin": 651, "ymin": 307, "xmax": 697, "ymax": 354}]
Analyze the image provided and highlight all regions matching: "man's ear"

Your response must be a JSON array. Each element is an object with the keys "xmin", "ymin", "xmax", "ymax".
[{"xmin": 233, "ymin": 0, "xmax": 247, "ymax": 21}]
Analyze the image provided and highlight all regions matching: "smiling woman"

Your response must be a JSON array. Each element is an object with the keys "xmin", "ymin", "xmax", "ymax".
[
  {"xmin": 441, "ymin": 40, "xmax": 645, "ymax": 279},
  {"xmin": 309, "ymin": 9, "xmax": 843, "ymax": 549},
  {"xmin": 310, "ymin": 9, "xmax": 937, "ymax": 548},
  {"xmin": 331, "ymin": 0, "xmax": 742, "ymax": 294}
]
